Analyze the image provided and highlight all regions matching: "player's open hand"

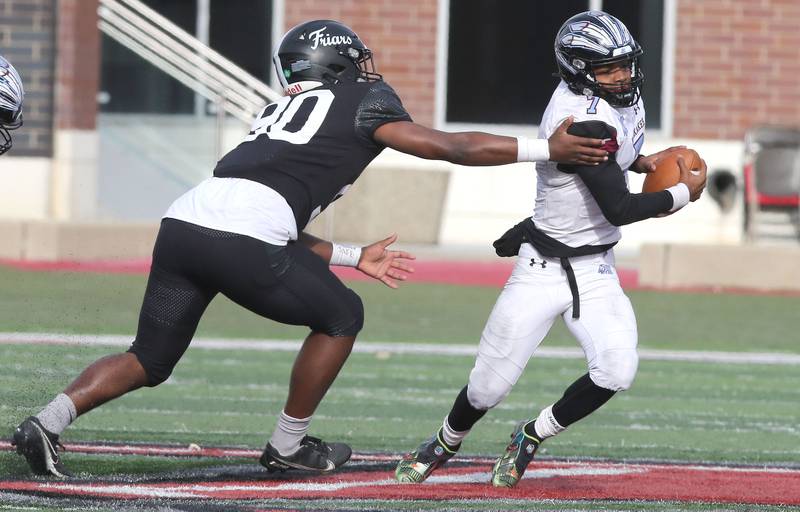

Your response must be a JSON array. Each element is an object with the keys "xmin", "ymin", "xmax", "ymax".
[
  {"xmin": 548, "ymin": 116, "xmax": 608, "ymax": 166},
  {"xmin": 632, "ymin": 146, "xmax": 687, "ymax": 174},
  {"xmin": 357, "ymin": 234, "xmax": 415, "ymax": 289},
  {"xmin": 677, "ymin": 155, "xmax": 707, "ymax": 202}
]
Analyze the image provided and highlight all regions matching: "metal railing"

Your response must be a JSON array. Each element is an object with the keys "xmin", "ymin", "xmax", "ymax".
[{"xmin": 97, "ymin": 0, "xmax": 281, "ymax": 129}]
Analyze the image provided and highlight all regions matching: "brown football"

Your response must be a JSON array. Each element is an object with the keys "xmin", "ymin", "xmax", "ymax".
[{"xmin": 642, "ymin": 148, "xmax": 702, "ymax": 193}]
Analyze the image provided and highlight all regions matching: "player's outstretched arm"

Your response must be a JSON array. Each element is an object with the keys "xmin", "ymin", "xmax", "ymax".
[
  {"xmin": 298, "ymin": 232, "xmax": 415, "ymax": 289},
  {"xmin": 373, "ymin": 118, "xmax": 606, "ymax": 167}
]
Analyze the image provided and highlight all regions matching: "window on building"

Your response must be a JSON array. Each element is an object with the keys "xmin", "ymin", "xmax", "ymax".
[
  {"xmin": 99, "ymin": 0, "xmax": 273, "ymax": 114},
  {"xmin": 445, "ymin": 1, "xmax": 666, "ymax": 129}
]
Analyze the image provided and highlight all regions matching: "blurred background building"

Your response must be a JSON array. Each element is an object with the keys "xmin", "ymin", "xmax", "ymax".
[{"xmin": 1, "ymin": 0, "xmax": 799, "ymax": 274}]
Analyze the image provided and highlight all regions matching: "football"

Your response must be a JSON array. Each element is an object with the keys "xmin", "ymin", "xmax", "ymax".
[{"xmin": 642, "ymin": 148, "xmax": 702, "ymax": 193}]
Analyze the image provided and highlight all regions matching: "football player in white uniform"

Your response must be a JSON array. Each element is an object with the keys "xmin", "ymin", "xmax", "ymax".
[
  {"xmin": 0, "ymin": 55, "xmax": 24, "ymax": 155},
  {"xmin": 396, "ymin": 10, "xmax": 707, "ymax": 487}
]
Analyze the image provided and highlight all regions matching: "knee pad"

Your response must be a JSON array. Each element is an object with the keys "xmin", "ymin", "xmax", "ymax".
[
  {"xmin": 327, "ymin": 289, "xmax": 364, "ymax": 337},
  {"xmin": 348, "ymin": 290, "xmax": 365, "ymax": 333},
  {"xmin": 127, "ymin": 347, "xmax": 175, "ymax": 387},
  {"xmin": 590, "ymin": 348, "xmax": 639, "ymax": 391},
  {"xmin": 467, "ymin": 363, "xmax": 513, "ymax": 410}
]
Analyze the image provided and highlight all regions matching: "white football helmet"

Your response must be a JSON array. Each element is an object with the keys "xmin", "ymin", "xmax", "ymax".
[{"xmin": 0, "ymin": 55, "xmax": 24, "ymax": 155}]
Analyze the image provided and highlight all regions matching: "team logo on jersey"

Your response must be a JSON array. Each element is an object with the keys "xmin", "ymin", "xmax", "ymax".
[
  {"xmin": 598, "ymin": 264, "xmax": 614, "ymax": 275},
  {"xmin": 307, "ymin": 26, "xmax": 353, "ymax": 50},
  {"xmin": 530, "ymin": 258, "xmax": 547, "ymax": 269},
  {"xmin": 632, "ymin": 117, "xmax": 645, "ymax": 140}
]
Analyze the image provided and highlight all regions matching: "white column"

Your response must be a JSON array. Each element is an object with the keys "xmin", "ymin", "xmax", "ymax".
[{"xmin": 50, "ymin": 130, "xmax": 100, "ymax": 220}]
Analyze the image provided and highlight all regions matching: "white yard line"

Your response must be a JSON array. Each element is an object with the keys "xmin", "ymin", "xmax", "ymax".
[{"xmin": 1, "ymin": 332, "xmax": 799, "ymax": 365}]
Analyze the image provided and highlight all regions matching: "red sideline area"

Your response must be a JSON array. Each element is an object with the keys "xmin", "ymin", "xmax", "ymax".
[
  {"xmin": 0, "ymin": 459, "xmax": 797, "ymax": 506},
  {"xmin": 1, "ymin": 441, "xmax": 797, "ymax": 505},
  {"xmin": 0, "ymin": 258, "xmax": 639, "ymax": 289}
]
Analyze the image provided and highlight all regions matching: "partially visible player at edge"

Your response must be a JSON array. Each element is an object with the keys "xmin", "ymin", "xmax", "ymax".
[
  {"xmin": 396, "ymin": 10, "xmax": 707, "ymax": 487},
  {"xmin": 12, "ymin": 19, "xmax": 608, "ymax": 478},
  {"xmin": 0, "ymin": 55, "xmax": 24, "ymax": 155}
]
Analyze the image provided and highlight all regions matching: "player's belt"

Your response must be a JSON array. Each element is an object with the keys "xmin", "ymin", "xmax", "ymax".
[
  {"xmin": 558, "ymin": 257, "xmax": 580, "ymax": 319},
  {"xmin": 493, "ymin": 217, "xmax": 616, "ymax": 319}
]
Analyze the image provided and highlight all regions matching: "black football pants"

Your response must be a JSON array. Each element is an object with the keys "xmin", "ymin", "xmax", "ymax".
[{"xmin": 128, "ymin": 218, "xmax": 363, "ymax": 386}]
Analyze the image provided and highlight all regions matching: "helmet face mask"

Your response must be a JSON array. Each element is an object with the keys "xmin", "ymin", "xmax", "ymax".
[
  {"xmin": 0, "ymin": 55, "xmax": 24, "ymax": 155},
  {"xmin": 0, "ymin": 125, "xmax": 12, "ymax": 156},
  {"xmin": 555, "ymin": 11, "xmax": 644, "ymax": 108},
  {"xmin": 586, "ymin": 53, "xmax": 643, "ymax": 107},
  {"xmin": 273, "ymin": 20, "xmax": 382, "ymax": 95}
]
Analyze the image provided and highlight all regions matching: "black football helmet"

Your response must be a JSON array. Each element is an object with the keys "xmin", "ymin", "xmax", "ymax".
[
  {"xmin": 555, "ymin": 11, "xmax": 644, "ymax": 108},
  {"xmin": 0, "ymin": 55, "xmax": 24, "ymax": 155},
  {"xmin": 273, "ymin": 20, "xmax": 382, "ymax": 95}
]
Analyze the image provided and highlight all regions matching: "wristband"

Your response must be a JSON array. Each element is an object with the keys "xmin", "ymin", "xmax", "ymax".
[
  {"xmin": 516, "ymin": 136, "xmax": 550, "ymax": 162},
  {"xmin": 666, "ymin": 182, "xmax": 690, "ymax": 212},
  {"xmin": 330, "ymin": 243, "xmax": 362, "ymax": 267}
]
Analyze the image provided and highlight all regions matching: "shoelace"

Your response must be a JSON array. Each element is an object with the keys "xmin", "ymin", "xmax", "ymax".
[{"xmin": 301, "ymin": 436, "xmax": 332, "ymax": 454}]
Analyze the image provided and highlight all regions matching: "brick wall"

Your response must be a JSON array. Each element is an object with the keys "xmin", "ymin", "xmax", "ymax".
[
  {"xmin": 13, "ymin": 1, "xmax": 793, "ymax": 156},
  {"xmin": 0, "ymin": 0, "xmax": 56, "ymax": 156},
  {"xmin": 54, "ymin": 0, "xmax": 100, "ymax": 130},
  {"xmin": 284, "ymin": 0, "xmax": 438, "ymax": 127},
  {"xmin": 675, "ymin": 0, "xmax": 800, "ymax": 140}
]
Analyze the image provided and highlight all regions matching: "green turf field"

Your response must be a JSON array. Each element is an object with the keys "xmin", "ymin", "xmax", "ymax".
[
  {"xmin": 0, "ymin": 266, "xmax": 798, "ymax": 511},
  {"xmin": 2, "ymin": 343, "xmax": 798, "ymax": 476},
  {"xmin": 0, "ymin": 266, "xmax": 798, "ymax": 352}
]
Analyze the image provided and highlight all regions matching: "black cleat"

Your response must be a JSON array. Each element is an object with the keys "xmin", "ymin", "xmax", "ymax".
[
  {"xmin": 11, "ymin": 416, "xmax": 72, "ymax": 477},
  {"xmin": 260, "ymin": 435, "xmax": 352, "ymax": 474}
]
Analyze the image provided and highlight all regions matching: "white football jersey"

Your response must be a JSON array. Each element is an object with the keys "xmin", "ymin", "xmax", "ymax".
[
  {"xmin": 164, "ymin": 177, "xmax": 298, "ymax": 245},
  {"xmin": 533, "ymin": 80, "xmax": 645, "ymax": 247}
]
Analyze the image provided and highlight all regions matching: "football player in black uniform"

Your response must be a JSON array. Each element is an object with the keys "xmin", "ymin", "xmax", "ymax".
[
  {"xmin": 12, "ymin": 20, "xmax": 608, "ymax": 477},
  {"xmin": 0, "ymin": 55, "xmax": 24, "ymax": 155}
]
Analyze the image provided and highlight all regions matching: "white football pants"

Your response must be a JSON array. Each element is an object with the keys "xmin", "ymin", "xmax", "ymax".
[{"xmin": 466, "ymin": 243, "xmax": 639, "ymax": 411}]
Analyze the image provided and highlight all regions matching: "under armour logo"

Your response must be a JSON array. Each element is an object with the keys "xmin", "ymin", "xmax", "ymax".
[{"xmin": 530, "ymin": 258, "xmax": 547, "ymax": 269}]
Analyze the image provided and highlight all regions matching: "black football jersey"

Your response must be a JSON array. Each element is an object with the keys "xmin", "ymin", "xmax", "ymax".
[{"xmin": 213, "ymin": 81, "xmax": 412, "ymax": 231}]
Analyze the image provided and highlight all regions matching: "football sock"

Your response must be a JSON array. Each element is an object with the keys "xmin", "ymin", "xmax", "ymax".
[
  {"xmin": 269, "ymin": 410, "xmax": 312, "ymax": 456},
  {"xmin": 551, "ymin": 372, "xmax": 616, "ymax": 427},
  {"xmin": 446, "ymin": 385, "xmax": 488, "ymax": 432},
  {"xmin": 35, "ymin": 393, "xmax": 77, "ymax": 435},
  {"xmin": 440, "ymin": 416, "xmax": 467, "ymax": 449},
  {"xmin": 526, "ymin": 405, "xmax": 562, "ymax": 441}
]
